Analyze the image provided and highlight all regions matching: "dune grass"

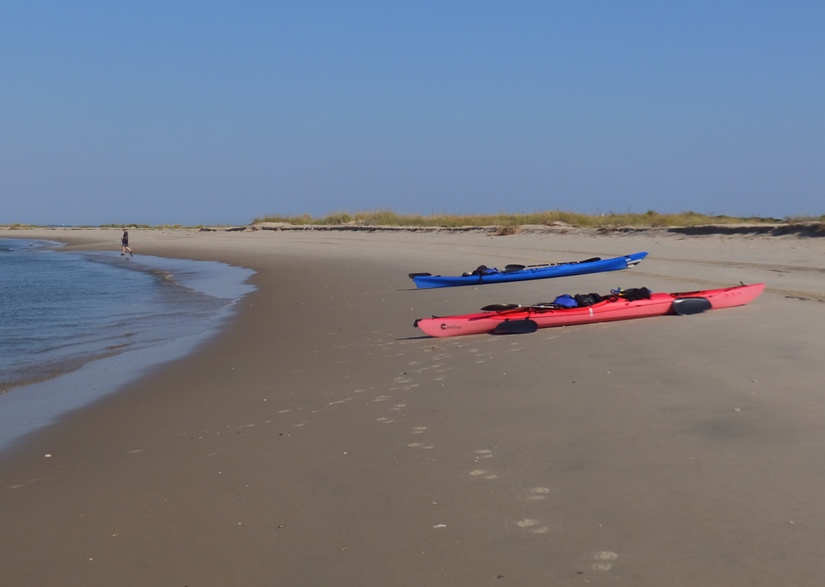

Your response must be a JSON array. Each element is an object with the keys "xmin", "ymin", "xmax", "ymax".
[
  {"xmin": 252, "ymin": 209, "xmax": 822, "ymax": 229},
  {"xmin": 4, "ymin": 212, "xmax": 822, "ymax": 231}
]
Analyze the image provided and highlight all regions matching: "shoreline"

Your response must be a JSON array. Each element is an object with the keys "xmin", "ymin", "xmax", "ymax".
[
  {"xmin": 0, "ymin": 242, "xmax": 255, "ymax": 452},
  {"xmin": 2, "ymin": 227, "xmax": 825, "ymax": 586}
]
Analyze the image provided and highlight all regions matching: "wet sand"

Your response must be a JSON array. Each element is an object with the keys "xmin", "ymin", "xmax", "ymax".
[{"xmin": 2, "ymin": 227, "xmax": 825, "ymax": 586}]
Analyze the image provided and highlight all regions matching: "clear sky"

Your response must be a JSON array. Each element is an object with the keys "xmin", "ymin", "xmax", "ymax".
[{"xmin": 3, "ymin": 1, "xmax": 823, "ymax": 226}]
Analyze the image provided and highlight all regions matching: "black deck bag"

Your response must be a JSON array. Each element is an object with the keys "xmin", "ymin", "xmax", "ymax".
[
  {"xmin": 574, "ymin": 293, "xmax": 603, "ymax": 306},
  {"xmin": 619, "ymin": 287, "xmax": 652, "ymax": 301}
]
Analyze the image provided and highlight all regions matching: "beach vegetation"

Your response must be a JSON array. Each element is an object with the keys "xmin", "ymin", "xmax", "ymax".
[
  {"xmin": 786, "ymin": 214, "xmax": 825, "ymax": 223},
  {"xmin": 97, "ymin": 223, "xmax": 154, "ymax": 229},
  {"xmin": 252, "ymin": 209, "xmax": 795, "ymax": 229},
  {"xmin": 95, "ymin": 223, "xmax": 212, "ymax": 229},
  {"xmin": 5, "ymin": 212, "xmax": 822, "ymax": 231}
]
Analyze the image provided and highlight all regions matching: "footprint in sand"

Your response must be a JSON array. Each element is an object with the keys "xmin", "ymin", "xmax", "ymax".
[
  {"xmin": 526, "ymin": 487, "xmax": 550, "ymax": 501},
  {"xmin": 516, "ymin": 519, "xmax": 549, "ymax": 534},
  {"xmin": 469, "ymin": 469, "xmax": 498, "ymax": 480},
  {"xmin": 592, "ymin": 551, "xmax": 619, "ymax": 571}
]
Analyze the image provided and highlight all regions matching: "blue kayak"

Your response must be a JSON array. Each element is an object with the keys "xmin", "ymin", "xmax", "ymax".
[{"xmin": 408, "ymin": 252, "xmax": 648, "ymax": 289}]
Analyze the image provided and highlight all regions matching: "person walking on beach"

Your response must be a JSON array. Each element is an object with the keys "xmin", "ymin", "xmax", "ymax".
[{"xmin": 121, "ymin": 229, "xmax": 133, "ymax": 257}]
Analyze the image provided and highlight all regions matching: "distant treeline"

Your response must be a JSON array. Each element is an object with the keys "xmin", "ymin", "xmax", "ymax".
[{"xmin": 252, "ymin": 210, "xmax": 823, "ymax": 229}]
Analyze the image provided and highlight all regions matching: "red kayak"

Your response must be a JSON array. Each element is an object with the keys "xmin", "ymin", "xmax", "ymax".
[{"xmin": 414, "ymin": 283, "xmax": 765, "ymax": 338}]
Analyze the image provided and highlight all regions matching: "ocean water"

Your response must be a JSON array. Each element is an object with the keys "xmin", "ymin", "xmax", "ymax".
[{"xmin": 0, "ymin": 238, "xmax": 255, "ymax": 450}]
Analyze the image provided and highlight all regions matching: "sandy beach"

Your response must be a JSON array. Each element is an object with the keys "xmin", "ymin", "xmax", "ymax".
[{"xmin": 2, "ymin": 226, "xmax": 825, "ymax": 586}]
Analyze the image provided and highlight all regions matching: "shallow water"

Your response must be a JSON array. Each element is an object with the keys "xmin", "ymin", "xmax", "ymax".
[{"xmin": 0, "ymin": 238, "xmax": 255, "ymax": 451}]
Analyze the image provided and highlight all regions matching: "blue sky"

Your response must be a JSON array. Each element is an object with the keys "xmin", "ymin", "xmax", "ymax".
[{"xmin": 3, "ymin": 2, "xmax": 823, "ymax": 226}]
